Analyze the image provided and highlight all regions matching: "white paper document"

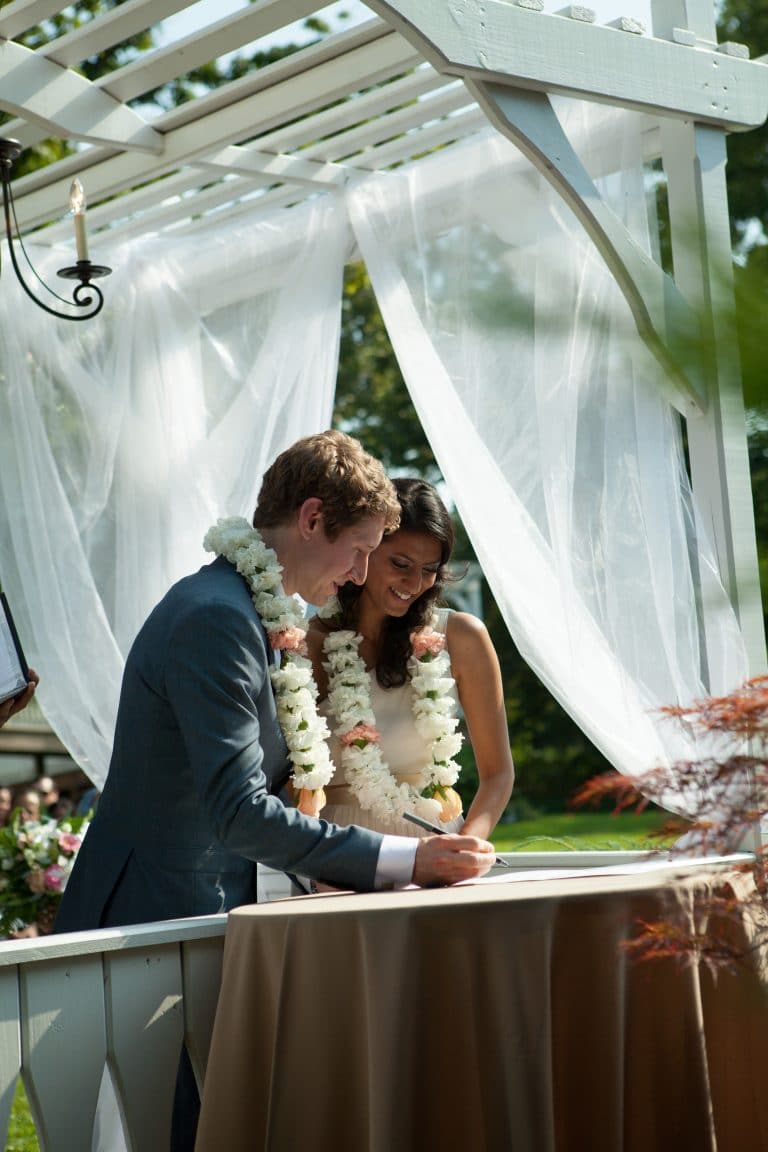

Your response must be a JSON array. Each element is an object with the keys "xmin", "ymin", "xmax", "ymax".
[{"xmin": 461, "ymin": 853, "xmax": 752, "ymax": 885}]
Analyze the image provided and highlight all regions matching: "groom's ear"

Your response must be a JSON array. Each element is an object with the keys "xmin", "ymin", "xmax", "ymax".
[{"xmin": 297, "ymin": 497, "xmax": 324, "ymax": 539}]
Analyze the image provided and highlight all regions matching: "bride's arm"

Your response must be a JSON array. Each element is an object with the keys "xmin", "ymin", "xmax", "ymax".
[{"xmin": 446, "ymin": 613, "xmax": 514, "ymax": 840}]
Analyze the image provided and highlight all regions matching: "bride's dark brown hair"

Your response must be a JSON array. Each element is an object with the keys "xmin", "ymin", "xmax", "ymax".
[{"xmin": 336, "ymin": 477, "xmax": 456, "ymax": 688}]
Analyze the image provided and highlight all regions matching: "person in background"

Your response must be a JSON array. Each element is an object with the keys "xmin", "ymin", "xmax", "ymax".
[
  {"xmin": 13, "ymin": 787, "xmax": 41, "ymax": 823},
  {"xmin": 52, "ymin": 793, "xmax": 75, "ymax": 821},
  {"xmin": 35, "ymin": 774, "xmax": 60, "ymax": 817},
  {"xmin": 0, "ymin": 786, "xmax": 12, "ymax": 826}
]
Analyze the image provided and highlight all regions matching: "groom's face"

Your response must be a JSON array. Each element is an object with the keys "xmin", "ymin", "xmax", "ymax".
[{"xmin": 298, "ymin": 514, "xmax": 385, "ymax": 605}]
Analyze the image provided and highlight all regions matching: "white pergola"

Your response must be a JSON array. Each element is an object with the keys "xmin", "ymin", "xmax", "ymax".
[{"xmin": 1, "ymin": 0, "xmax": 766, "ymax": 679}]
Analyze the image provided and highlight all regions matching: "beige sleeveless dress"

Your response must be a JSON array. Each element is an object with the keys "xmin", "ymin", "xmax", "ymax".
[{"xmin": 319, "ymin": 608, "xmax": 463, "ymax": 837}]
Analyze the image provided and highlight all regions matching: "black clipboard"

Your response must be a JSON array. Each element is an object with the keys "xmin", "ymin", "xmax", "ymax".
[{"xmin": 0, "ymin": 591, "xmax": 30, "ymax": 706}]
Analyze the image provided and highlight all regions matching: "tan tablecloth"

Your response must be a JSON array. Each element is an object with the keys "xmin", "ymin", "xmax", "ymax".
[{"xmin": 195, "ymin": 865, "xmax": 768, "ymax": 1152}]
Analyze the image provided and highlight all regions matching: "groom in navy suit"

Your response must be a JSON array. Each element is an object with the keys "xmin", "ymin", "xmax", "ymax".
[{"xmin": 55, "ymin": 430, "xmax": 494, "ymax": 1148}]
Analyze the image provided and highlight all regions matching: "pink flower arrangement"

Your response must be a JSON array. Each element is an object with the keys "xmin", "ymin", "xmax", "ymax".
[
  {"xmin": 411, "ymin": 628, "xmax": 445, "ymax": 659},
  {"xmin": 270, "ymin": 627, "xmax": 308, "ymax": 656},
  {"xmin": 26, "ymin": 868, "xmax": 45, "ymax": 894},
  {"xmin": 0, "ymin": 811, "xmax": 89, "ymax": 937},
  {"xmin": 58, "ymin": 832, "xmax": 82, "ymax": 854},
  {"xmin": 44, "ymin": 864, "xmax": 67, "ymax": 893},
  {"xmin": 340, "ymin": 723, "xmax": 381, "ymax": 747}
]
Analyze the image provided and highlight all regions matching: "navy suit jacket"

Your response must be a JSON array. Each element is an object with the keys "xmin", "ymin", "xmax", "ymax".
[{"xmin": 56, "ymin": 557, "xmax": 382, "ymax": 931}]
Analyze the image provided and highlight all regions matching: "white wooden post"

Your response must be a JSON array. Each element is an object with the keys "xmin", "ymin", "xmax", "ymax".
[
  {"xmin": 0, "ymin": 968, "xmax": 20, "ymax": 1142},
  {"xmin": 20, "ymin": 955, "xmax": 107, "ymax": 1152},
  {"xmin": 653, "ymin": 0, "xmax": 767, "ymax": 680}
]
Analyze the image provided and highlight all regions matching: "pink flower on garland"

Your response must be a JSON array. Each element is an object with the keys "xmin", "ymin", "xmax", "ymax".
[
  {"xmin": 340, "ymin": 723, "xmax": 381, "ymax": 746},
  {"xmin": 270, "ymin": 627, "xmax": 308, "ymax": 656},
  {"xmin": 411, "ymin": 628, "xmax": 445, "ymax": 659}
]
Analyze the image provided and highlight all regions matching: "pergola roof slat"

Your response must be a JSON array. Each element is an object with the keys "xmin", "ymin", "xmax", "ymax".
[
  {"xmin": 20, "ymin": 0, "xmax": 198, "ymax": 70},
  {"xmin": 0, "ymin": 0, "xmax": 84, "ymax": 41},
  {"xmin": 36, "ymin": 72, "xmax": 464, "ymax": 247},
  {"xmin": 11, "ymin": 26, "xmax": 423, "ymax": 233},
  {"xmin": 0, "ymin": 38, "xmax": 163, "ymax": 151}
]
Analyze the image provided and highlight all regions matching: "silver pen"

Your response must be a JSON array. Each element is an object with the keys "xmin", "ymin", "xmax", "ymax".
[{"xmin": 403, "ymin": 810, "xmax": 513, "ymax": 868}]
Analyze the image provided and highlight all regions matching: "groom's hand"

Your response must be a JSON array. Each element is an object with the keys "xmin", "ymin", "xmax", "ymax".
[{"xmin": 412, "ymin": 835, "xmax": 495, "ymax": 887}]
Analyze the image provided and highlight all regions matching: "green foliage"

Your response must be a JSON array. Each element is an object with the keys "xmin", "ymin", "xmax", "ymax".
[
  {"xmin": 484, "ymin": 596, "xmax": 612, "ymax": 812},
  {"xmin": 733, "ymin": 250, "xmax": 768, "ymax": 414},
  {"xmin": 335, "ymin": 263, "xmax": 439, "ymax": 479},
  {"xmin": 491, "ymin": 809, "xmax": 674, "ymax": 852},
  {"xmin": 0, "ymin": 812, "xmax": 89, "ymax": 936},
  {"xmin": 6, "ymin": 1080, "xmax": 39, "ymax": 1152},
  {"xmin": 719, "ymin": 2, "xmax": 768, "ymax": 244}
]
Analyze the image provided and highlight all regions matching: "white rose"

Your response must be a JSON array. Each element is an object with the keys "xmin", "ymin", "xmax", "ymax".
[{"xmin": 413, "ymin": 795, "xmax": 443, "ymax": 823}]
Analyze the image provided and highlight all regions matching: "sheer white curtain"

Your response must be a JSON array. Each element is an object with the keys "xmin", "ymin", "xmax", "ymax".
[
  {"xmin": 349, "ymin": 105, "xmax": 748, "ymax": 810},
  {"xmin": 0, "ymin": 195, "xmax": 349, "ymax": 786}
]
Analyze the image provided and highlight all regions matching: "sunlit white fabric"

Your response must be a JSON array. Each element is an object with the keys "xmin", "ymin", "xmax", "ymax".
[
  {"xmin": 0, "ymin": 104, "xmax": 751, "ymax": 818},
  {"xmin": 0, "ymin": 196, "xmax": 348, "ymax": 786},
  {"xmin": 348, "ymin": 103, "xmax": 748, "ymax": 812}
]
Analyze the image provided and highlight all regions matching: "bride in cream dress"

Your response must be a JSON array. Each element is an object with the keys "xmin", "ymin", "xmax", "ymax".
[{"xmin": 308, "ymin": 478, "xmax": 514, "ymax": 841}]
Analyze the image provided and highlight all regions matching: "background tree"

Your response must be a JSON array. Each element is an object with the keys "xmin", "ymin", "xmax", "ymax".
[{"xmin": 719, "ymin": 1, "xmax": 768, "ymax": 251}]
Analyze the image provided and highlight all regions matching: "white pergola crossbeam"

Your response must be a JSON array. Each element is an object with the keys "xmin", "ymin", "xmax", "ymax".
[
  {"xmin": 366, "ymin": 0, "xmax": 768, "ymax": 131},
  {"xmin": 196, "ymin": 146, "xmax": 347, "ymax": 188}
]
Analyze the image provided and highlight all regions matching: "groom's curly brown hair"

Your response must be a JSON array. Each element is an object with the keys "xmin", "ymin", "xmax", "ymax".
[{"xmin": 253, "ymin": 430, "xmax": 400, "ymax": 538}]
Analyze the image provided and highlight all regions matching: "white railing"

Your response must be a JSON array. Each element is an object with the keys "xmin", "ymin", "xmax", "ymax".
[
  {"xmin": 0, "ymin": 914, "xmax": 227, "ymax": 1151},
  {"xmin": 0, "ymin": 864, "xmax": 297, "ymax": 1151}
]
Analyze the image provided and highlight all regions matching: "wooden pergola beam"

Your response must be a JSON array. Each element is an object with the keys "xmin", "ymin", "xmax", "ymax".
[{"xmin": 366, "ymin": 0, "xmax": 768, "ymax": 131}]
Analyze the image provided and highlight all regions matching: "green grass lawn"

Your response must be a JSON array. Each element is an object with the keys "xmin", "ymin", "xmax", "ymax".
[
  {"xmin": 492, "ymin": 809, "xmax": 677, "ymax": 852},
  {"xmin": 6, "ymin": 1081, "xmax": 38, "ymax": 1152}
]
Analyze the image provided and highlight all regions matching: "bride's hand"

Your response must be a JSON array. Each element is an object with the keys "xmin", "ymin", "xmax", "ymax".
[{"xmin": 412, "ymin": 835, "xmax": 495, "ymax": 888}]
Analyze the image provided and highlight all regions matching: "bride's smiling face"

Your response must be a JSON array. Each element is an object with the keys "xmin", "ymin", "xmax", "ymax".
[{"xmin": 360, "ymin": 529, "xmax": 442, "ymax": 617}]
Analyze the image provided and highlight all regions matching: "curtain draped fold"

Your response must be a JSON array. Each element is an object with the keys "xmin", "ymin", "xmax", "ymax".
[
  {"xmin": 348, "ymin": 105, "xmax": 748, "ymax": 810},
  {"xmin": 0, "ymin": 197, "xmax": 349, "ymax": 786},
  {"xmin": 0, "ymin": 103, "xmax": 750, "ymax": 810}
]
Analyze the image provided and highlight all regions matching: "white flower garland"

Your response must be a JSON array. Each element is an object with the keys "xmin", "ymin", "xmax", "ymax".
[
  {"xmin": 322, "ymin": 622, "xmax": 464, "ymax": 826},
  {"xmin": 203, "ymin": 517, "xmax": 334, "ymax": 797}
]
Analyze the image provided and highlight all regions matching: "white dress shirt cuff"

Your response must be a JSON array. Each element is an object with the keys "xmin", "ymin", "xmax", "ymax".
[{"xmin": 374, "ymin": 835, "xmax": 419, "ymax": 889}]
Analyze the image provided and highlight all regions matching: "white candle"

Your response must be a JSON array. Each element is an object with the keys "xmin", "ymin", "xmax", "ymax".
[{"xmin": 69, "ymin": 178, "xmax": 89, "ymax": 262}]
